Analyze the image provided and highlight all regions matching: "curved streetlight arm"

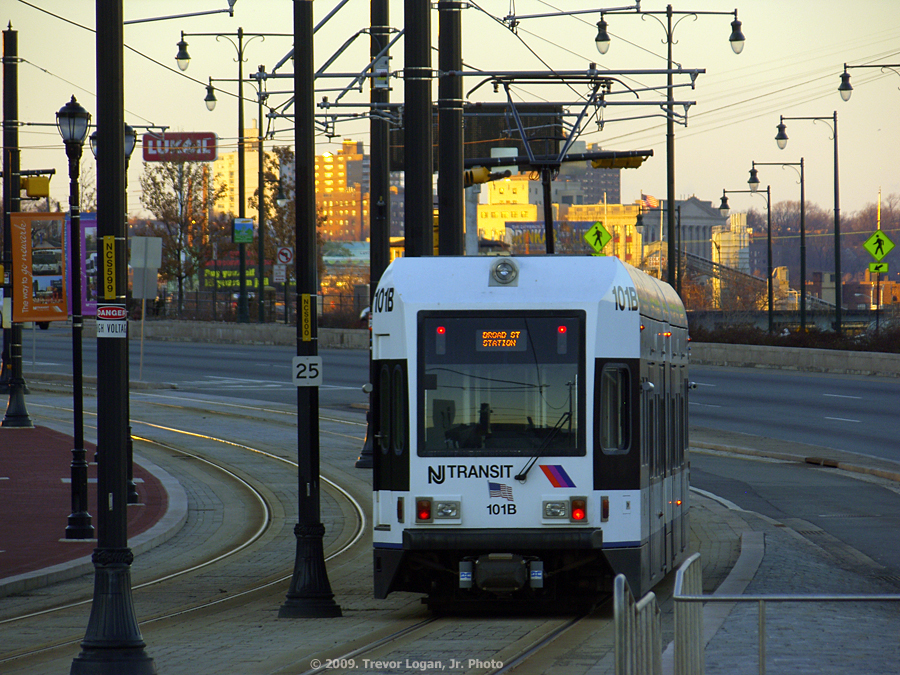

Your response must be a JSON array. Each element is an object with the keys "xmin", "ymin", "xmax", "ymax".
[{"xmin": 838, "ymin": 62, "xmax": 900, "ymax": 101}]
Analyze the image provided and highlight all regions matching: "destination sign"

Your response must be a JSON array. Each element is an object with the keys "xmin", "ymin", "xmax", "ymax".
[{"xmin": 476, "ymin": 329, "xmax": 527, "ymax": 351}]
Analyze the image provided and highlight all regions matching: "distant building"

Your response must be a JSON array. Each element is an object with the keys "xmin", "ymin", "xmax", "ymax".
[
  {"xmin": 212, "ymin": 122, "xmax": 277, "ymax": 222},
  {"xmin": 316, "ymin": 140, "xmax": 370, "ymax": 241},
  {"xmin": 712, "ymin": 213, "xmax": 750, "ymax": 273}
]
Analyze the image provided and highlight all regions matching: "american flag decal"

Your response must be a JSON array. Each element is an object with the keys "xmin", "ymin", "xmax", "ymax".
[{"xmin": 488, "ymin": 482, "xmax": 514, "ymax": 501}]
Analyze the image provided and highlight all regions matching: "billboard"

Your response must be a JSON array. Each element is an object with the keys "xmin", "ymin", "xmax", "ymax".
[
  {"xmin": 389, "ymin": 103, "xmax": 564, "ymax": 172},
  {"xmin": 142, "ymin": 131, "xmax": 218, "ymax": 162},
  {"xmin": 10, "ymin": 213, "xmax": 68, "ymax": 322}
]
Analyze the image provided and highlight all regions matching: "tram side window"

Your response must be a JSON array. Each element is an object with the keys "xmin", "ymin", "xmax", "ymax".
[{"xmin": 599, "ymin": 365, "xmax": 631, "ymax": 455}]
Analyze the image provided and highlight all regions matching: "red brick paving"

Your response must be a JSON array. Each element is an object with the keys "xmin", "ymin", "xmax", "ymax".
[{"xmin": 0, "ymin": 426, "xmax": 166, "ymax": 581}]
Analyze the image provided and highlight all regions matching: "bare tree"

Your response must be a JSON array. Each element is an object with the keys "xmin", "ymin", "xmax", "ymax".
[{"xmin": 138, "ymin": 160, "xmax": 225, "ymax": 315}]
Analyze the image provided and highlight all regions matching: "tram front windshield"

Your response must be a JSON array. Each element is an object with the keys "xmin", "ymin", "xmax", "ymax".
[{"xmin": 420, "ymin": 312, "xmax": 583, "ymax": 457}]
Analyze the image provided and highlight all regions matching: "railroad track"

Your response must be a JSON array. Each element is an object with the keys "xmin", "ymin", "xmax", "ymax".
[
  {"xmin": 295, "ymin": 601, "xmax": 614, "ymax": 675},
  {"xmin": 4, "ymin": 392, "xmax": 628, "ymax": 675},
  {"xmin": 0, "ymin": 393, "xmax": 368, "ymax": 673}
]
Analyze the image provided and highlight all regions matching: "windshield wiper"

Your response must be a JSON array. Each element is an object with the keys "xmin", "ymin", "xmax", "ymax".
[{"xmin": 514, "ymin": 412, "xmax": 572, "ymax": 482}]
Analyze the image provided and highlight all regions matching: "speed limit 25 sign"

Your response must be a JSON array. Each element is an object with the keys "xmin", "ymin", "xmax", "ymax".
[{"xmin": 292, "ymin": 356, "xmax": 323, "ymax": 387}]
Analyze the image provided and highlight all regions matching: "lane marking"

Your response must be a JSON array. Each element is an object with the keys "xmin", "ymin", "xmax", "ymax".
[
  {"xmin": 823, "ymin": 393, "xmax": 862, "ymax": 400},
  {"xmin": 689, "ymin": 402, "xmax": 723, "ymax": 408},
  {"xmin": 824, "ymin": 416, "xmax": 861, "ymax": 423}
]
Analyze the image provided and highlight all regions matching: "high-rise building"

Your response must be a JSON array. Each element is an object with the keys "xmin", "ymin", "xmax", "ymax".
[
  {"xmin": 212, "ymin": 122, "xmax": 277, "ymax": 223},
  {"xmin": 315, "ymin": 139, "xmax": 370, "ymax": 241}
]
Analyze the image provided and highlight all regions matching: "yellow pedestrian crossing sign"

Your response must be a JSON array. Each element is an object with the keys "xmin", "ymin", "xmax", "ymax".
[
  {"xmin": 585, "ymin": 221, "xmax": 612, "ymax": 254},
  {"xmin": 870, "ymin": 262, "xmax": 889, "ymax": 274},
  {"xmin": 864, "ymin": 231, "xmax": 894, "ymax": 261}
]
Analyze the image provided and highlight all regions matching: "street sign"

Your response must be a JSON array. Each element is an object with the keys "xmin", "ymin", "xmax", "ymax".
[
  {"xmin": 97, "ymin": 304, "xmax": 127, "ymax": 338},
  {"xmin": 870, "ymin": 262, "xmax": 889, "ymax": 274},
  {"xmin": 863, "ymin": 230, "xmax": 895, "ymax": 262},
  {"xmin": 102, "ymin": 235, "xmax": 116, "ymax": 300},
  {"xmin": 142, "ymin": 132, "xmax": 218, "ymax": 162},
  {"xmin": 131, "ymin": 236, "xmax": 163, "ymax": 300},
  {"xmin": 273, "ymin": 264, "xmax": 287, "ymax": 283},
  {"xmin": 292, "ymin": 356, "xmax": 323, "ymax": 387},
  {"xmin": 276, "ymin": 246, "xmax": 294, "ymax": 265},
  {"xmin": 233, "ymin": 218, "xmax": 254, "ymax": 244},
  {"xmin": 584, "ymin": 221, "xmax": 612, "ymax": 254}
]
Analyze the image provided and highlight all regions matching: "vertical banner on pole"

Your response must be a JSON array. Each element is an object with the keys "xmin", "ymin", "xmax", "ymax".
[{"xmin": 10, "ymin": 213, "xmax": 68, "ymax": 322}]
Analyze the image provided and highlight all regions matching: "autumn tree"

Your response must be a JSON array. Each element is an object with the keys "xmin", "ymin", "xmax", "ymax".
[
  {"xmin": 137, "ymin": 160, "xmax": 225, "ymax": 315},
  {"xmin": 249, "ymin": 145, "xmax": 326, "ymax": 285}
]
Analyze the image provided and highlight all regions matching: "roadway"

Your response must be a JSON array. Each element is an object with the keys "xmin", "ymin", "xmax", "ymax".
[
  {"xmin": 20, "ymin": 329, "xmax": 900, "ymax": 460},
  {"xmin": 13, "ymin": 327, "xmax": 900, "ymax": 588}
]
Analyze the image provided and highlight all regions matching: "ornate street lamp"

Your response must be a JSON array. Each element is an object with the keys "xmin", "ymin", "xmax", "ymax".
[
  {"xmin": 720, "ymin": 186, "xmax": 774, "ymax": 333},
  {"xmin": 751, "ymin": 159, "xmax": 806, "ymax": 330},
  {"xmin": 596, "ymin": 4, "xmax": 743, "ymax": 289},
  {"xmin": 837, "ymin": 62, "xmax": 900, "ymax": 102},
  {"xmin": 776, "ymin": 112, "xmax": 842, "ymax": 332},
  {"xmin": 57, "ymin": 95, "xmax": 94, "ymax": 539},
  {"xmin": 176, "ymin": 27, "xmax": 288, "ymax": 323}
]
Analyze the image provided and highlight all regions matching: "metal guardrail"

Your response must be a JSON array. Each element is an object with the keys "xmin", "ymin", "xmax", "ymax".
[
  {"xmin": 614, "ymin": 574, "xmax": 662, "ymax": 675},
  {"xmin": 673, "ymin": 553, "xmax": 900, "ymax": 675},
  {"xmin": 674, "ymin": 553, "xmax": 704, "ymax": 675}
]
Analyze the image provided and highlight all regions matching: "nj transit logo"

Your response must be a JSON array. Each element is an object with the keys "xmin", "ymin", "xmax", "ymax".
[{"xmin": 539, "ymin": 465, "xmax": 576, "ymax": 488}]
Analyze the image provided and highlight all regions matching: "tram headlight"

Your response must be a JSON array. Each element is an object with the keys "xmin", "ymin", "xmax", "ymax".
[
  {"xmin": 543, "ymin": 500, "xmax": 568, "ymax": 518},
  {"xmin": 489, "ymin": 257, "xmax": 519, "ymax": 285},
  {"xmin": 434, "ymin": 500, "xmax": 460, "ymax": 519}
]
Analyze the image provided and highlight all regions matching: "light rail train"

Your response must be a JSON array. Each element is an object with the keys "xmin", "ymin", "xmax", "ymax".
[{"xmin": 371, "ymin": 255, "xmax": 690, "ymax": 608}]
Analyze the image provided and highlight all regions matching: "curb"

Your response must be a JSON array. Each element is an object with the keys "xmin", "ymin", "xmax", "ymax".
[{"xmin": 0, "ymin": 452, "xmax": 188, "ymax": 597}]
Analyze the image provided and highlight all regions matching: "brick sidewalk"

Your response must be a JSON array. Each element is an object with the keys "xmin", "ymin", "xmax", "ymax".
[{"xmin": 0, "ymin": 426, "xmax": 166, "ymax": 586}]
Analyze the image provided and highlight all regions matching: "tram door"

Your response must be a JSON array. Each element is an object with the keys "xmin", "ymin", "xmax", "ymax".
[{"xmin": 644, "ymin": 325, "xmax": 665, "ymax": 582}]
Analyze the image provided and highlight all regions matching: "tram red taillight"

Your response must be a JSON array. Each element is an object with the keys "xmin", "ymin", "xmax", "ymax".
[
  {"xmin": 437, "ymin": 326, "xmax": 446, "ymax": 335},
  {"xmin": 570, "ymin": 498, "xmax": 587, "ymax": 522},
  {"xmin": 557, "ymin": 325, "xmax": 567, "ymax": 334},
  {"xmin": 416, "ymin": 499, "xmax": 433, "ymax": 522}
]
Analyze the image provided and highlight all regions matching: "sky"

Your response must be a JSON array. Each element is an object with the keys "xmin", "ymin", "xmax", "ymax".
[{"xmin": 5, "ymin": 0, "xmax": 900, "ymax": 220}]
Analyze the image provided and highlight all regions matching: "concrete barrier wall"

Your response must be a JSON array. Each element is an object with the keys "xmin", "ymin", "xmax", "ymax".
[
  {"xmin": 117, "ymin": 320, "xmax": 369, "ymax": 350},
  {"xmin": 90, "ymin": 320, "xmax": 900, "ymax": 377},
  {"xmin": 690, "ymin": 341, "xmax": 900, "ymax": 377}
]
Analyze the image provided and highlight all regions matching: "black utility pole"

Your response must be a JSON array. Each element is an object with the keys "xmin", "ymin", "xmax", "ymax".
[
  {"xmin": 357, "ymin": 0, "xmax": 392, "ymax": 469},
  {"xmin": 279, "ymin": 0, "xmax": 341, "ymax": 618},
  {"xmin": 256, "ymin": 73, "xmax": 266, "ymax": 323},
  {"xmin": 437, "ymin": 0, "xmax": 464, "ymax": 255},
  {"xmin": 1, "ymin": 24, "xmax": 32, "ymax": 428},
  {"xmin": 70, "ymin": 3, "xmax": 155, "ymax": 673},
  {"xmin": 404, "ymin": 0, "xmax": 433, "ymax": 257}
]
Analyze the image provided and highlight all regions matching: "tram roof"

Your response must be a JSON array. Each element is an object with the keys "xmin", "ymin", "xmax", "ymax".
[{"xmin": 381, "ymin": 255, "xmax": 686, "ymax": 327}]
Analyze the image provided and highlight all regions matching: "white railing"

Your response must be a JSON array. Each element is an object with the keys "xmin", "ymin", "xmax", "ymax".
[
  {"xmin": 672, "ymin": 553, "xmax": 900, "ymax": 675},
  {"xmin": 614, "ymin": 574, "xmax": 662, "ymax": 675}
]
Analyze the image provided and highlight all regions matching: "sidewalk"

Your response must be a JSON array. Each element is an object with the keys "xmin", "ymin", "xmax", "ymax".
[{"xmin": 0, "ymin": 425, "xmax": 184, "ymax": 596}]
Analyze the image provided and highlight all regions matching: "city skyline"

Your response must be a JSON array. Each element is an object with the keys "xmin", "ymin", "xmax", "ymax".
[{"xmin": 4, "ymin": 0, "xmax": 900, "ymax": 220}]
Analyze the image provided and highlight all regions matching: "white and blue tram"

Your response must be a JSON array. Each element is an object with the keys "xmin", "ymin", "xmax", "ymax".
[{"xmin": 371, "ymin": 255, "xmax": 690, "ymax": 607}]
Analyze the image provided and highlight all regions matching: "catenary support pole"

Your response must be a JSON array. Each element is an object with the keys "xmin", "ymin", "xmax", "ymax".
[
  {"xmin": 279, "ymin": 0, "xmax": 342, "ymax": 618},
  {"xmin": 70, "ymin": 2, "xmax": 155, "ymax": 670}
]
